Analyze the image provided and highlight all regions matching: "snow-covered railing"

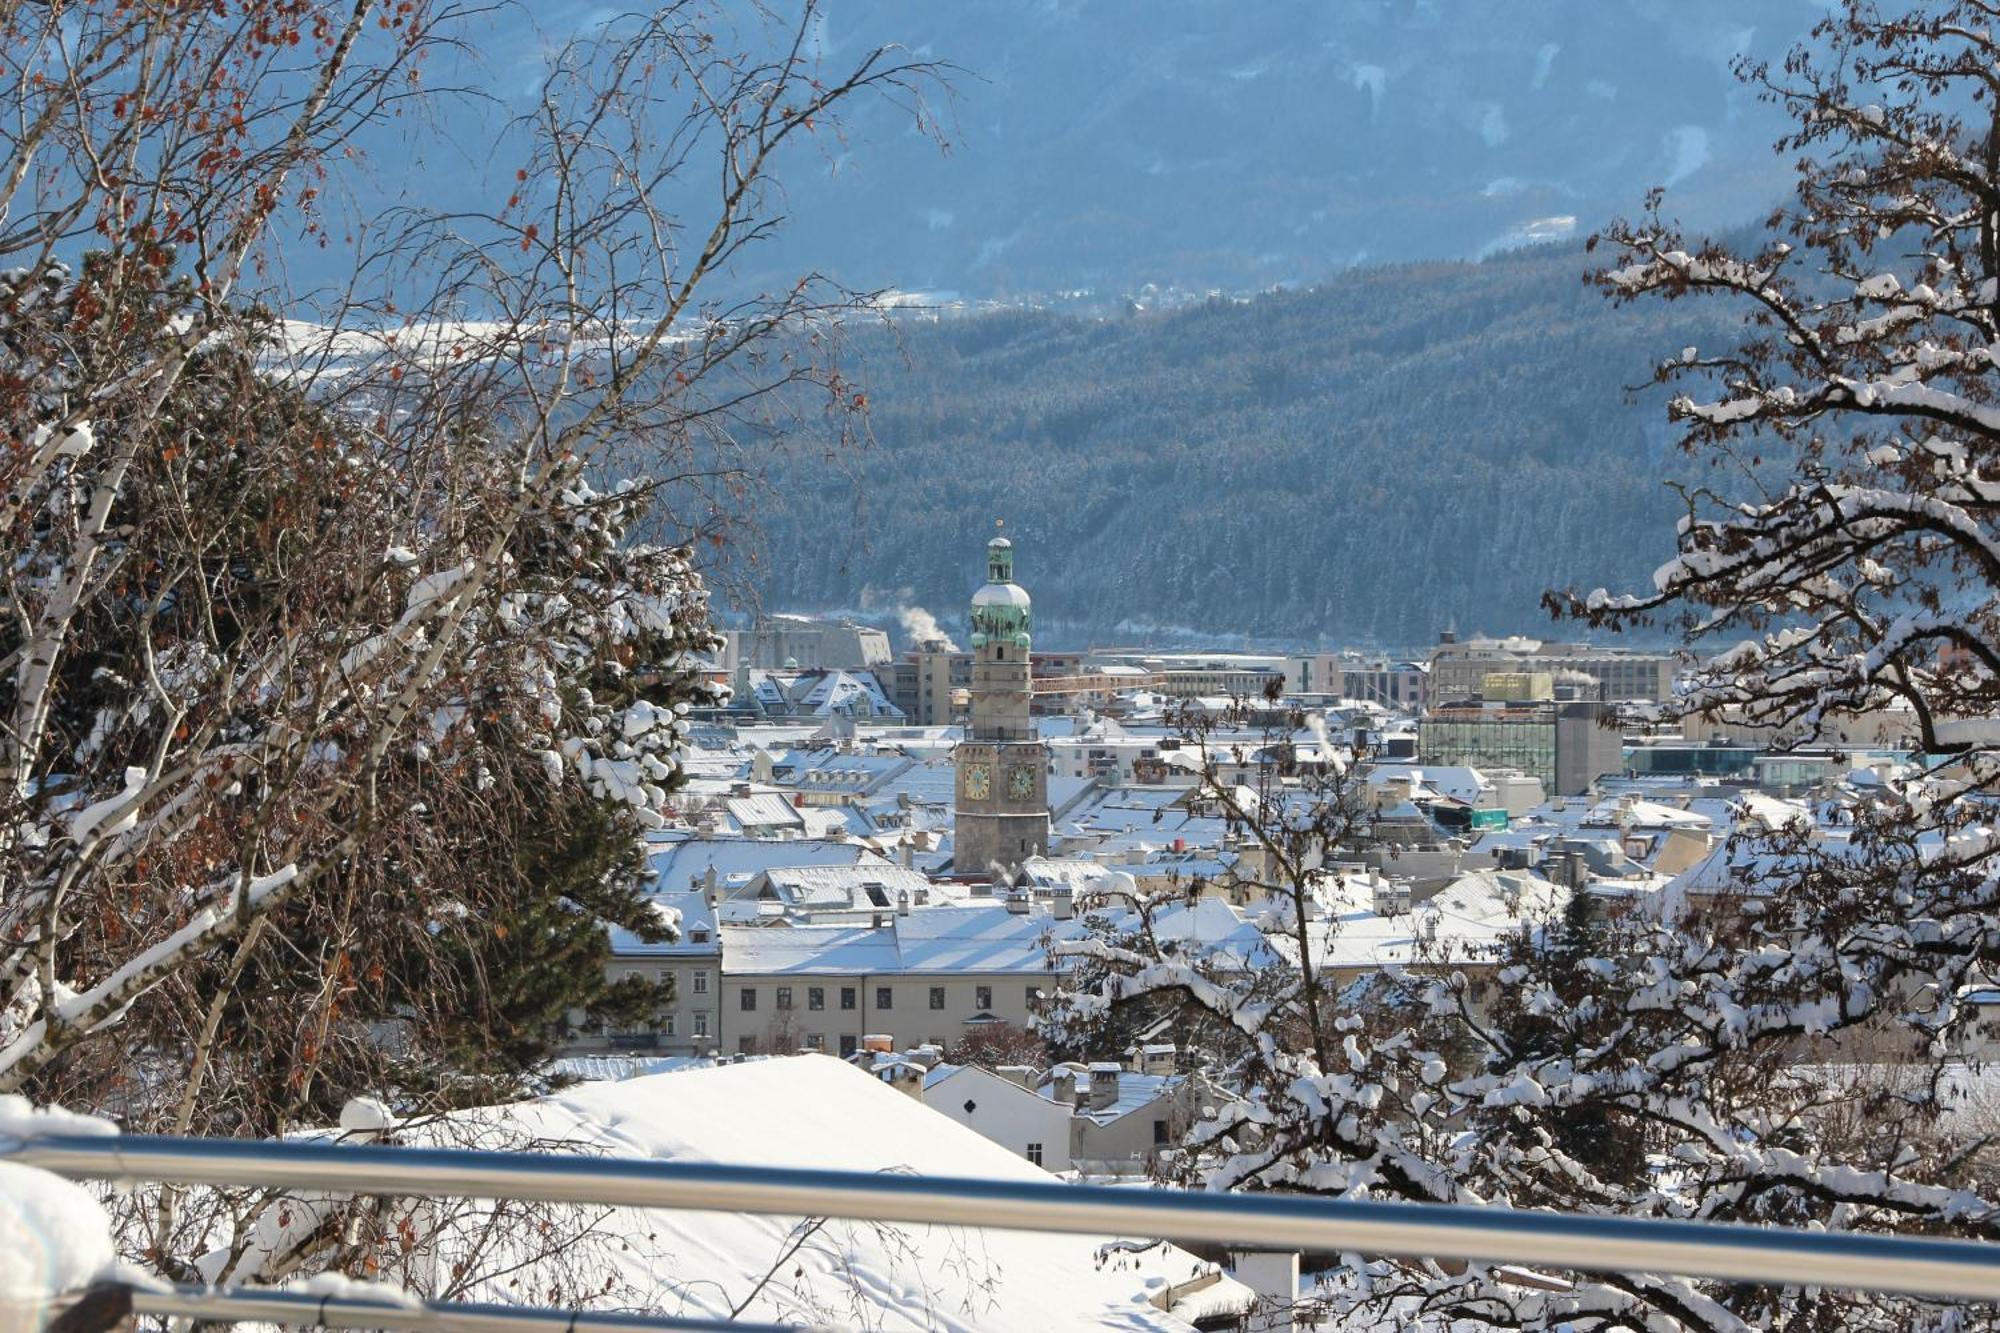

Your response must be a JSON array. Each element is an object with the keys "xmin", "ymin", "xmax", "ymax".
[{"xmin": 13, "ymin": 1133, "xmax": 2000, "ymax": 1305}]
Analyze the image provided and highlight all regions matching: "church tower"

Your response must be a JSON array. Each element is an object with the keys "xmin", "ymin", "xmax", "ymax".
[{"xmin": 953, "ymin": 529, "xmax": 1049, "ymax": 878}]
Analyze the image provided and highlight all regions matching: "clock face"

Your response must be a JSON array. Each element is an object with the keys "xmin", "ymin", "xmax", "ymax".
[
  {"xmin": 963, "ymin": 763, "xmax": 991, "ymax": 800},
  {"xmin": 1007, "ymin": 763, "xmax": 1037, "ymax": 801}
]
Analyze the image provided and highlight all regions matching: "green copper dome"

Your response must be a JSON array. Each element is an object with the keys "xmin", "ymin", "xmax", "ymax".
[{"xmin": 969, "ymin": 536, "xmax": 1031, "ymax": 648}]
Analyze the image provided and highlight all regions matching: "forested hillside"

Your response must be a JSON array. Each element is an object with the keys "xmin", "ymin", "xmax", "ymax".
[{"xmin": 721, "ymin": 242, "xmax": 1739, "ymax": 648}]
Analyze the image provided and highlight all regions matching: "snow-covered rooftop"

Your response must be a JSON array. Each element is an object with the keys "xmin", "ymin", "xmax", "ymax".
[
  {"xmin": 644, "ymin": 836, "xmax": 889, "ymax": 892},
  {"xmin": 1293, "ymin": 869, "xmax": 1569, "ymax": 970},
  {"xmin": 438, "ymin": 1057, "xmax": 1235, "ymax": 1328}
]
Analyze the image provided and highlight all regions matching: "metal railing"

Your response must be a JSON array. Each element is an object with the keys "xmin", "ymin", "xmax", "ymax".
[
  {"xmin": 81, "ymin": 1286, "xmax": 784, "ymax": 1333},
  {"xmin": 12, "ymin": 1131, "xmax": 2000, "ymax": 1312}
]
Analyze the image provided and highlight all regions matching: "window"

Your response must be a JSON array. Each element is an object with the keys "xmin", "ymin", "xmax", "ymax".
[
  {"xmin": 1153, "ymin": 1119, "xmax": 1170, "ymax": 1146},
  {"xmin": 692, "ymin": 1011, "xmax": 708, "ymax": 1037},
  {"xmin": 804, "ymin": 1033, "xmax": 825, "ymax": 1051},
  {"xmin": 737, "ymin": 1037, "xmax": 755, "ymax": 1054},
  {"xmin": 839, "ymin": 1033, "xmax": 858, "ymax": 1056},
  {"xmin": 689, "ymin": 929, "xmax": 710, "ymax": 944},
  {"xmin": 775, "ymin": 987, "xmax": 792, "ymax": 1011},
  {"xmin": 876, "ymin": 986, "xmax": 894, "ymax": 1010},
  {"xmin": 740, "ymin": 988, "xmax": 757, "ymax": 1012},
  {"xmin": 975, "ymin": 985, "xmax": 992, "ymax": 1010},
  {"xmin": 840, "ymin": 987, "xmax": 857, "ymax": 1011},
  {"xmin": 662, "ymin": 1015, "xmax": 676, "ymax": 1036},
  {"xmin": 808, "ymin": 987, "xmax": 825, "ymax": 1011},
  {"xmin": 929, "ymin": 986, "xmax": 946, "ymax": 1010},
  {"xmin": 1026, "ymin": 1143, "xmax": 1043, "ymax": 1167},
  {"xmin": 691, "ymin": 970, "xmax": 708, "ymax": 994}
]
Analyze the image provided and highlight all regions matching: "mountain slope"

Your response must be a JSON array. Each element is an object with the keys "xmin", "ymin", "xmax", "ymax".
[{"xmin": 724, "ymin": 242, "xmax": 1735, "ymax": 648}]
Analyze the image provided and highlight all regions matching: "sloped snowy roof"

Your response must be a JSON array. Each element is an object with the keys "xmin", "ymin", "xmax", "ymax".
[
  {"xmin": 784, "ymin": 672, "xmax": 905, "ymax": 720},
  {"xmin": 1369, "ymin": 762, "xmax": 1489, "ymax": 806},
  {"xmin": 607, "ymin": 890, "xmax": 719, "ymax": 958},
  {"xmin": 1039, "ymin": 1067, "xmax": 1184, "ymax": 1125},
  {"xmin": 440, "ymin": 1057, "xmax": 1234, "ymax": 1329},
  {"xmin": 758, "ymin": 864, "xmax": 939, "ymax": 911},
  {"xmin": 1139, "ymin": 897, "xmax": 1281, "ymax": 971},
  {"xmin": 724, "ymin": 793, "xmax": 806, "ymax": 831},
  {"xmin": 1734, "ymin": 791, "xmax": 1812, "ymax": 832},
  {"xmin": 891, "ymin": 903, "xmax": 1067, "ymax": 973},
  {"xmin": 645, "ymin": 836, "xmax": 886, "ymax": 892},
  {"xmin": 785, "ymin": 747, "xmax": 915, "ymax": 788},
  {"xmin": 1017, "ymin": 856, "xmax": 1114, "ymax": 890},
  {"xmin": 722, "ymin": 923, "xmax": 902, "ymax": 976},
  {"xmin": 1581, "ymin": 796, "xmax": 1712, "ymax": 829},
  {"xmin": 719, "ymin": 900, "xmax": 1264, "ymax": 979},
  {"xmin": 1293, "ymin": 869, "xmax": 1568, "ymax": 970},
  {"xmin": 863, "ymin": 755, "xmax": 959, "ymax": 807}
]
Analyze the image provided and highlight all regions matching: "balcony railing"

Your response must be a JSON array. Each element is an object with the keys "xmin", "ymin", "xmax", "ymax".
[{"xmin": 12, "ymin": 1132, "xmax": 2000, "ymax": 1330}]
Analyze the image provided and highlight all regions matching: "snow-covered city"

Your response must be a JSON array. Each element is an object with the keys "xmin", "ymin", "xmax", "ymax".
[{"xmin": 6, "ymin": 3, "xmax": 2000, "ymax": 1332}]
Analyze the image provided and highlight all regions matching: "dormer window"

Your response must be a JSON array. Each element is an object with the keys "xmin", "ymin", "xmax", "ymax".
[{"xmin": 690, "ymin": 929, "xmax": 710, "ymax": 944}]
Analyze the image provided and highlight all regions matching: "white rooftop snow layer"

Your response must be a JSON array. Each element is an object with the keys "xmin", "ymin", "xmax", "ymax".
[{"xmin": 433, "ymin": 1056, "xmax": 1234, "ymax": 1329}]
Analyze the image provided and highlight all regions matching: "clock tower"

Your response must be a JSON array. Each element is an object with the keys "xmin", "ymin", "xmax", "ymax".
[{"xmin": 954, "ymin": 528, "xmax": 1050, "ymax": 879}]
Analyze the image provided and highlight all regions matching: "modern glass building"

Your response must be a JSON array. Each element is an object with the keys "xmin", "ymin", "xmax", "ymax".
[{"xmin": 1417, "ymin": 700, "xmax": 1624, "ymax": 797}]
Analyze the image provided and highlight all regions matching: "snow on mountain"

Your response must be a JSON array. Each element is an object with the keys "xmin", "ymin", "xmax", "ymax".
[{"xmin": 320, "ymin": 1, "xmax": 1825, "ymax": 303}]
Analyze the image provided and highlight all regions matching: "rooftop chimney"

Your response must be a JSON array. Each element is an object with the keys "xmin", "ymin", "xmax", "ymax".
[
  {"xmin": 997, "ymin": 1065, "xmax": 1036, "ymax": 1089},
  {"xmin": 1051, "ymin": 1069, "xmax": 1078, "ymax": 1105},
  {"xmin": 1005, "ymin": 888, "xmax": 1032, "ymax": 915},
  {"xmin": 1087, "ymin": 1061, "xmax": 1121, "ymax": 1112},
  {"xmin": 897, "ymin": 888, "xmax": 911, "ymax": 917},
  {"xmin": 1051, "ymin": 885, "xmax": 1074, "ymax": 920},
  {"xmin": 901, "ymin": 842, "xmax": 915, "ymax": 869}
]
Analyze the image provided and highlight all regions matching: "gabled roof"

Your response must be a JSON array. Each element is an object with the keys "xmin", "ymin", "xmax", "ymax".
[
  {"xmin": 924, "ymin": 1063, "xmax": 1069, "ymax": 1116},
  {"xmin": 788, "ymin": 670, "xmax": 906, "ymax": 719}
]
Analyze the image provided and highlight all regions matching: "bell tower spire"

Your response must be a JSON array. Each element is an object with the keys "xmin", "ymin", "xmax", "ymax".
[{"xmin": 954, "ymin": 525, "xmax": 1049, "ymax": 879}]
